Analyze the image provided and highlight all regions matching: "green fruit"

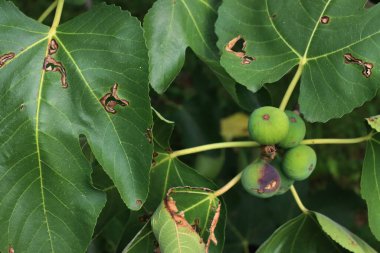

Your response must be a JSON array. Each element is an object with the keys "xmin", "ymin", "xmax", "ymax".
[
  {"xmin": 248, "ymin": 106, "xmax": 289, "ymax": 145},
  {"xmin": 241, "ymin": 160, "xmax": 281, "ymax": 198},
  {"xmin": 282, "ymin": 145, "xmax": 317, "ymax": 181},
  {"xmin": 276, "ymin": 168, "xmax": 294, "ymax": 195},
  {"xmin": 279, "ymin": 111, "xmax": 306, "ymax": 148}
]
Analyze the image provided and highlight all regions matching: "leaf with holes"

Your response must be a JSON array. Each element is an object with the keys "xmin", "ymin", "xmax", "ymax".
[
  {"xmin": 216, "ymin": 0, "xmax": 380, "ymax": 122},
  {"xmin": 257, "ymin": 212, "xmax": 375, "ymax": 253},
  {"xmin": 151, "ymin": 187, "xmax": 222, "ymax": 253},
  {"xmin": 361, "ymin": 133, "xmax": 380, "ymax": 240},
  {"xmin": 143, "ymin": 0, "xmax": 269, "ymax": 111},
  {"xmin": 121, "ymin": 110, "xmax": 226, "ymax": 253},
  {"xmin": 0, "ymin": 2, "xmax": 152, "ymax": 252}
]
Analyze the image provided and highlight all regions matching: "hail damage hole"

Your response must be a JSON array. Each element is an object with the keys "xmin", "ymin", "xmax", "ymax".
[
  {"xmin": 9, "ymin": 245, "xmax": 14, "ymax": 253},
  {"xmin": 225, "ymin": 35, "xmax": 256, "ymax": 65},
  {"xmin": 320, "ymin": 16, "xmax": 330, "ymax": 24},
  {"xmin": 99, "ymin": 83, "xmax": 130, "ymax": 114},
  {"xmin": 19, "ymin": 103, "xmax": 25, "ymax": 111},
  {"xmin": 206, "ymin": 201, "xmax": 221, "ymax": 253},
  {"xmin": 0, "ymin": 52, "xmax": 15, "ymax": 68},
  {"xmin": 48, "ymin": 39, "xmax": 58, "ymax": 55},
  {"xmin": 344, "ymin": 53, "xmax": 374, "ymax": 78},
  {"xmin": 43, "ymin": 56, "xmax": 69, "ymax": 88},
  {"xmin": 136, "ymin": 199, "xmax": 143, "ymax": 206}
]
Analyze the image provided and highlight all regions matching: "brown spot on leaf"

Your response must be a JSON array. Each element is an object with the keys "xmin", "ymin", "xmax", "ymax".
[
  {"xmin": 99, "ymin": 83, "xmax": 130, "ymax": 114},
  {"xmin": 43, "ymin": 56, "xmax": 68, "ymax": 88},
  {"xmin": 344, "ymin": 53, "xmax": 374, "ymax": 78},
  {"xmin": 9, "ymin": 245, "xmax": 14, "ymax": 253},
  {"xmin": 146, "ymin": 128, "xmax": 153, "ymax": 144},
  {"xmin": 206, "ymin": 201, "xmax": 221, "ymax": 253},
  {"xmin": 136, "ymin": 199, "xmax": 143, "ymax": 206},
  {"xmin": 320, "ymin": 16, "xmax": 330, "ymax": 24},
  {"xmin": 48, "ymin": 39, "xmax": 58, "ymax": 55},
  {"xmin": 225, "ymin": 35, "xmax": 256, "ymax": 65},
  {"xmin": 0, "ymin": 52, "xmax": 15, "ymax": 68}
]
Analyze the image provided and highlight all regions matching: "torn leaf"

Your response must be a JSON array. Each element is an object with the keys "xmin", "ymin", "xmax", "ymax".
[
  {"xmin": 0, "ymin": 52, "xmax": 15, "ymax": 68},
  {"xmin": 366, "ymin": 115, "xmax": 380, "ymax": 132},
  {"xmin": 43, "ymin": 55, "xmax": 69, "ymax": 88},
  {"xmin": 99, "ymin": 83, "xmax": 130, "ymax": 114}
]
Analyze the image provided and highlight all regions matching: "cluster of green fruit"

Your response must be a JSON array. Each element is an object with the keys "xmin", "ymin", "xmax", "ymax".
[{"xmin": 241, "ymin": 106, "xmax": 317, "ymax": 198}]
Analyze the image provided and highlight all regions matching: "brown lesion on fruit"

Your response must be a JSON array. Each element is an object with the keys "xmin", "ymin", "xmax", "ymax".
[
  {"xmin": 256, "ymin": 163, "xmax": 280, "ymax": 193},
  {"xmin": 43, "ymin": 56, "xmax": 69, "ymax": 88},
  {"xmin": 225, "ymin": 35, "xmax": 256, "ymax": 65},
  {"xmin": 43, "ymin": 39, "xmax": 69, "ymax": 88},
  {"xmin": 320, "ymin": 16, "xmax": 330, "ymax": 24},
  {"xmin": 99, "ymin": 83, "xmax": 130, "ymax": 114},
  {"xmin": 0, "ymin": 52, "xmax": 15, "ymax": 68},
  {"xmin": 343, "ymin": 53, "xmax": 374, "ymax": 78}
]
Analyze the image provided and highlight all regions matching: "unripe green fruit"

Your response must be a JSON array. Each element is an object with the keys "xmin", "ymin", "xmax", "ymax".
[
  {"xmin": 276, "ymin": 167, "xmax": 294, "ymax": 195},
  {"xmin": 279, "ymin": 111, "xmax": 306, "ymax": 149},
  {"xmin": 282, "ymin": 145, "xmax": 317, "ymax": 181},
  {"xmin": 241, "ymin": 160, "xmax": 281, "ymax": 198},
  {"xmin": 248, "ymin": 106, "xmax": 289, "ymax": 145}
]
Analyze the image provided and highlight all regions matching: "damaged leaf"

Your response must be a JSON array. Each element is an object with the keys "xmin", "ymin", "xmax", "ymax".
[
  {"xmin": 143, "ymin": 0, "xmax": 268, "ymax": 111},
  {"xmin": 366, "ymin": 115, "xmax": 380, "ymax": 132},
  {"xmin": 122, "ymin": 111, "xmax": 226, "ymax": 253},
  {"xmin": 151, "ymin": 187, "xmax": 222, "ymax": 253},
  {"xmin": 216, "ymin": 0, "xmax": 380, "ymax": 122},
  {"xmin": 0, "ymin": 2, "xmax": 152, "ymax": 253}
]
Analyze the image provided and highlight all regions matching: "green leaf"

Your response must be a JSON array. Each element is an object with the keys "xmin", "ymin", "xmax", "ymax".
[
  {"xmin": 366, "ymin": 115, "xmax": 380, "ymax": 132},
  {"xmin": 122, "ymin": 222, "xmax": 156, "ymax": 253},
  {"xmin": 0, "ymin": 2, "xmax": 152, "ymax": 252},
  {"xmin": 315, "ymin": 212, "xmax": 376, "ymax": 253},
  {"xmin": 257, "ymin": 213, "xmax": 347, "ymax": 252},
  {"xmin": 216, "ymin": 0, "xmax": 380, "ymax": 122},
  {"xmin": 361, "ymin": 133, "xmax": 380, "ymax": 240},
  {"xmin": 151, "ymin": 187, "xmax": 222, "ymax": 253},
  {"xmin": 143, "ymin": 0, "xmax": 267, "ymax": 111},
  {"xmin": 257, "ymin": 211, "xmax": 375, "ymax": 253}
]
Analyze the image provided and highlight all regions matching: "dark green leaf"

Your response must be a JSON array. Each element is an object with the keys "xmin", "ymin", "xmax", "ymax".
[
  {"xmin": 143, "ymin": 0, "xmax": 266, "ymax": 111},
  {"xmin": 257, "ymin": 213, "xmax": 347, "ymax": 253},
  {"xmin": 0, "ymin": 2, "xmax": 151, "ymax": 252},
  {"xmin": 361, "ymin": 133, "xmax": 380, "ymax": 240},
  {"xmin": 216, "ymin": 0, "xmax": 380, "ymax": 122}
]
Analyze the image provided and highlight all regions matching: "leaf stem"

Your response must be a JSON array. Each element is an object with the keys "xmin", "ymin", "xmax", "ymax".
[
  {"xmin": 301, "ymin": 133, "xmax": 373, "ymax": 145},
  {"xmin": 279, "ymin": 60, "xmax": 306, "ymax": 111},
  {"xmin": 49, "ymin": 0, "xmax": 65, "ymax": 37},
  {"xmin": 170, "ymin": 141, "xmax": 260, "ymax": 158},
  {"xmin": 168, "ymin": 134, "xmax": 371, "ymax": 159},
  {"xmin": 38, "ymin": 0, "xmax": 58, "ymax": 23},
  {"xmin": 213, "ymin": 172, "xmax": 242, "ymax": 197},
  {"xmin": 290, "ymin": 185, "xmax": 309, "ymax": 213}
]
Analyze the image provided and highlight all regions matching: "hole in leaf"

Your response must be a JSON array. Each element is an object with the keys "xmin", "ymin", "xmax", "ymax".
[
  {"xmin": 99, "ymin": 83, "xmax": 130, "ymax": 114},
  {"xmin": 320, "ymin": 16, "xmax": 330, "ymax": 24},
  {"xmin": 43, "ymin": 56, "xmax": 69, "ymax": 88},
  {"xmin": 0, "ymin": 52, "xmax": 15, "ymax": 68},
  {"xmin": 225, "ymin": 35, "xmax": 256, "ymax": 65},
  {"xmin": 343, "ymin": 53, "xmax": 374, "ymax": 78}
]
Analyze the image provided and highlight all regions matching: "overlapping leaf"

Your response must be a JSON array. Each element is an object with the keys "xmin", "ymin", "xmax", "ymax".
[
  {"xmin": 0, "ymin": 2, "xmax": 152, "ymax": 252},
  {"xmin": 257, "ymin": 212, "xmax": 375, "ymax": 253},
  {"xmin": 216, "ymin": 0, "xmax": 380, "ymax": 122},
  {"xmin": 361, "ymin": 133, "xmax": 380, "ymax": 240},
  {"xmin": 122, "ymin": 111, "xmax": 226, "ymax": 253},
  {"xmin": 143, "ymin": 0, "xmax": 268, "ymax": 111}
]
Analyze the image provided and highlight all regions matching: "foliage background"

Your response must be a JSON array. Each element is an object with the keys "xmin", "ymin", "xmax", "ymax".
[{"xmin": 8, "ymin": 0, "xmax": 380, "ymax": 252}]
